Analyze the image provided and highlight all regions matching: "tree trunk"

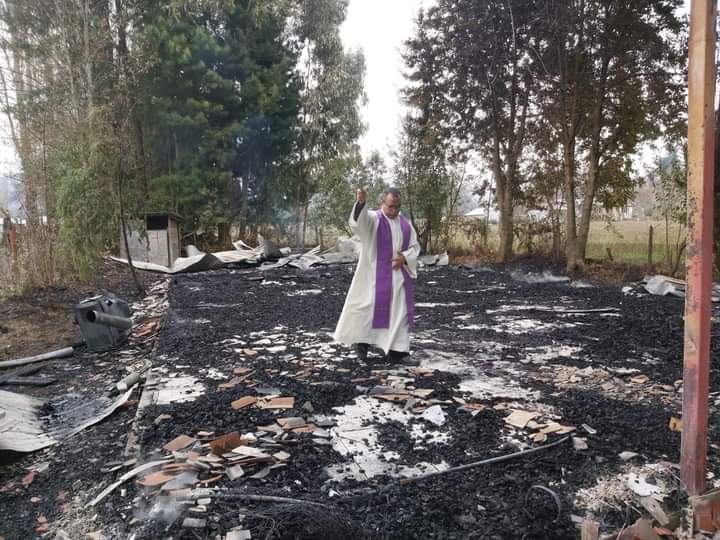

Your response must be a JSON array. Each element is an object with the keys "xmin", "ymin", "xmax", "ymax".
[
  {"xmin": 497, "ymin": 185, "xmax": 513, "ymax": 262},
  {"xmin": 563, "ymin": 144, "xmax": 579, "ymax": 271},
  {"xmin": 82, "ymin": 0, "xmax": 94, "ymax": 114},
  {"xmin": 491, "ymin": 126, "xmax": 512, "ymax": 262},
  {"xmin": 133, "ymin": 119, "xmax": 149, "ymax": 197},
  {"xmin": 118, "ymin": 164, "xmax": 144, "ymax": 295},
  {"xmin": 238, "ymin": 167, "xmax": 250, "ymax": 241},
  {"xmin": 301, "ymin": 201, "xmax": 309, "ymax": 249},
  {"xmin": 665, "ymin": 213, "xmax": 671, "ymax": 269},
  {"xmin": 295, "ymin": 178, "xmax": 303, "ymax": 249},
  {"xmin": 552, "ymin": 211, "xmax": 562, "ymax": 262},
  {"xmin": 218, "ymin": 221, "xmax": 231, "ymax": 249},
  {"xmin": 115, "ymin": 0, "xmax": 148, "ymax": 198},
  {"xmin": 576, "ymin": 58, "xmax": 608, "ymax": 262}
]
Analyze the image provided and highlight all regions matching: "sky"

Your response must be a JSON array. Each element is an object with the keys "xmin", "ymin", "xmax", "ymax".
[{"xmin": 340, "ymin": 0, "xmax": 434, "ymax": 160}]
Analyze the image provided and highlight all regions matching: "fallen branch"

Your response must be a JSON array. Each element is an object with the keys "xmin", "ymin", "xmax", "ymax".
[
  {"xmin": 399, "ymin": 436, "xmax": 571, "ymax": 486},
  {"xmin": 0, "ymin": 347, "xmax": 74, "ymax": 369}
]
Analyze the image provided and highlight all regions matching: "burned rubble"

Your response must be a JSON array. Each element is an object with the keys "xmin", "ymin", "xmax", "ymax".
[{"xmin": 1, "ymin": 258, "xmax": 719, "ymax": 539}]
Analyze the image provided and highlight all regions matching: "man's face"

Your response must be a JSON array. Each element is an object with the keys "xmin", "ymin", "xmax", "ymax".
[{"xmin": 382, "ymin": 194, "xmax": 401, "ymax": 219}]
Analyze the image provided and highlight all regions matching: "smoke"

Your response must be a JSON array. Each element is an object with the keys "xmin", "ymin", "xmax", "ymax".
[
  {"xmin": 134, "ymin": 494, "xmax": 187, "ymax": 525},
  {"xmin": 510, "ymin": 270, "xmax": 570, "ymax": 284}
]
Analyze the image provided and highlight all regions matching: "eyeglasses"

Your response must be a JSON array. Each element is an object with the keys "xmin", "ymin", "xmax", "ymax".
[{"xmin": 384, "ymin": 203, "xmax": 401, "ymax": 210}]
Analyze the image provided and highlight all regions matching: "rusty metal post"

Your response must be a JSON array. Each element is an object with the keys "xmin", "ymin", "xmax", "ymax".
[{"xmin": 681, "ymin": 0, "xmax": 717, "ymax": 497}]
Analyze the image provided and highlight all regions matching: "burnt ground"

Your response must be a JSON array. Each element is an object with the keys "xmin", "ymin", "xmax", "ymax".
[
  {"xmin": 0, "ymin": 259, "xmax": 155, "ymax": 361},
  {"xmin": 1, "ymin": 258, "xmax": 719, "ymax": 539}
]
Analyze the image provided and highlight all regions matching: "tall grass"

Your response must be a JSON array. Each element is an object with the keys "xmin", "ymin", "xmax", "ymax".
[
  {"xmin": 0, "ymin": 224, "xmax": 62, "ymax": 299},
  {"xmin": 585, "ymin": 220, "xmax": 685, "ymax": 269}
]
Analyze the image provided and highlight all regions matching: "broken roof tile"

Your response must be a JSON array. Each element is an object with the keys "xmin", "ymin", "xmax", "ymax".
[
  {"xmin": 504, "ymin": 410, "xmax": 541, "ymax": 429},
  {"xmin": 210, "ymin": 432, "xmax": 244, "ymax": 455},
  {"xmin": 231, "ymin": 397, "xmax": 257, "ymax": 410},
  {"xmin": 273, "ymin": 451, "xmax": 290, "ymax": 461},
  {"xmin": 226, "ymin": 465, "xmax": 245, "ymax": 481},
  {"xmin": 257, "ymin": 397, "xmax": 294, "ymax": 410},
  {"xmin": 138, "ymin": 471, "xmax": 176, "ymax": 487},
  {"xmin": 163, "ymin": 435, "xmax": 196, "ymax": 453},
  {"xmin": 276, "ymin": 417, "xmax": 306, "ymax": 429},
  {"xmin": 231, "ymin": 446, "xmax": 272, "ymax": 459}
]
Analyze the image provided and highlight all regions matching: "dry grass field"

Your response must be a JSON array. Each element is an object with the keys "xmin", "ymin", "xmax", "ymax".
[
  {"xmin": 445, "ymin": 218, "xmax": 686, "ymax": 270},
  {"xmin": 585, "ymin": 220, "xmax": 685, "ymax": 267}
]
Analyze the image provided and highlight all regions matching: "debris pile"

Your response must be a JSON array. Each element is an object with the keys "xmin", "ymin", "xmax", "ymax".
[{"xmin": 533, "ymin": 365, "xmax": 682, "ymax": 407}]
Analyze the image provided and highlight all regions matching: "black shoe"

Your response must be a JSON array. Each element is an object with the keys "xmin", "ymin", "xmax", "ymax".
[
  {"xmin": 387, "ymin": 350, "xmax": 419, "ymax": 366},
  {"xmin": 355, "ymin": 343, "xmax": 369, "ymax": 361}
]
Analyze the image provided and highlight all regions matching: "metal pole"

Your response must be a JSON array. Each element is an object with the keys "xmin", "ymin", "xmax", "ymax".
[
  {"xmin": 681, "ymin": 0, "xmax": 717, "ymax": 497},
  {"xmin": 86, "ymin": 310, "xmax": 133, "ymax": 330}
]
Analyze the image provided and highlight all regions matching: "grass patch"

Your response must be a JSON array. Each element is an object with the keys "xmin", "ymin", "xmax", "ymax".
[{"xmin": 586, "ymin": 220, "xmax": 685, "ymax": 269}]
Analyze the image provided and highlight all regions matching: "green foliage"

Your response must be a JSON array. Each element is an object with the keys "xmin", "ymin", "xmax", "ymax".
[
  {"xmin": 53, "ymin": 115, "xmax": 120, "ymax": 278},
  {"xmin": 309, "ymin": 156, "xmax": 359, "ymax": 234},
  {"xmin": 650, "ymin": 152, "xmax": 686, "ymax": 222},
  {"xmin": 403, "ymin": 1, "xmax": 540, "ymax": 260},
  {"xmin": 287, "ymin": 0, "xmax": 366, "ymax": 244},
  {"xmin": 392, "ymin": 117, "xmax": 450, "ymax": 253},
  {"xmin": 139, "ymin": 0, "xmax": 300, "ymax": 237},
  {"xmin": 362, "ymin": 151, "xmax": 390, "ymax": 208},
  {"xmin": 310, "ymin": 150, "xmax": 389, "ymax": 235}
]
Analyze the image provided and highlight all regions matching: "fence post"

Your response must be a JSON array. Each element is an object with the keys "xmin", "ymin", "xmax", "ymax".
[
  {"xmin": 8, "ymin": 227, "xmax": 16, "ymax": 260},
  {"xmin": 647, "ymin": 225, "xmax": 654, "ymax": 267}
]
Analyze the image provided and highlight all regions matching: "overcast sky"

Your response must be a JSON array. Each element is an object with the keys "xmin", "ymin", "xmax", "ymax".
[{"xmin": 341, "ymin": 0, "xmax": 434, "ymax": 160}]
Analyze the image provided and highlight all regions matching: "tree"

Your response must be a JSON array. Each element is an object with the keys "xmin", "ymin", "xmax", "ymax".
[
  {"xmin": 308, "ymin": 152, "xmax": 362, "ymax": 240},
  {"xmin": 309, "ymin": 150, "xmax": 388, "ymax": 241},
  {"xmin": 392, "ymin": 115, "xmax": 449, "ymax": 253},
  {"xmin": 404, "ymin": 1, "xmax": 539, "ymax": 261},
  {"xmin": 0, "ymin": 0, "xmax": 128, "ymax": 283},
  {"xmin": 288, "ymin": 0, "xmax": 366, "ymax": 248},
  {"xmin": 651, "ymin": 151, "xmax": 686, "ymax": 273},
  {"xmin": 139, "ymin": 1, "xmax": 300, "ymax": 245},
  {"xmin": 361, "ymin": 150, "xmax": 390, "ymax": 207},
  {"xmin": 0, "ymin": 0, "xmax": 303, "ymax": 285},
  {"xmin": 534, "ymin": 0, "xmax": 685, "ymax": 270}
]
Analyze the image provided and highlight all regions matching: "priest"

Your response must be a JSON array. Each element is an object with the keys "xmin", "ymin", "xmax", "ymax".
[{"xmin": 334, "ymin": 187, "xmax": 420, "ymax": 363}]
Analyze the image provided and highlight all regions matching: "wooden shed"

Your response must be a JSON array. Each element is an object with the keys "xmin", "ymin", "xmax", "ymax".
[{"xmin": 120, "ymin": 212, "xmax": 182, "ymax": 267}]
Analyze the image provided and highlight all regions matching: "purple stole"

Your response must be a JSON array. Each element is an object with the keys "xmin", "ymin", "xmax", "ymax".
[{"xmin": 372, "ymin": 211, "xmax": 415, "ymax": 330}]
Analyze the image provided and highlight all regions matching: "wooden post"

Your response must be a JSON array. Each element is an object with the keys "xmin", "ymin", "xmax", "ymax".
[
  {"xmin": 681, "ymin": 0, "xmax": 716, "ymax": 497},
  {"xmin": 8, "ymin": 227, "xmax": 16, "ymax": 260},
  {"xmin": 647, "ymin": 225, "xmax": 654, "ymax": 267}
]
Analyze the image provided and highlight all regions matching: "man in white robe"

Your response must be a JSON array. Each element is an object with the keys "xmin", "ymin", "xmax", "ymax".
[{"xmin": 334, "ymin": 187, "xmax": 420, "ymax": 363}]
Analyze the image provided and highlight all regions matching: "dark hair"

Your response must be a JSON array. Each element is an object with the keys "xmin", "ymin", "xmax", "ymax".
[{"xmin": 379, "ymin": 188, "xmax": 402, "ymax": 204}]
